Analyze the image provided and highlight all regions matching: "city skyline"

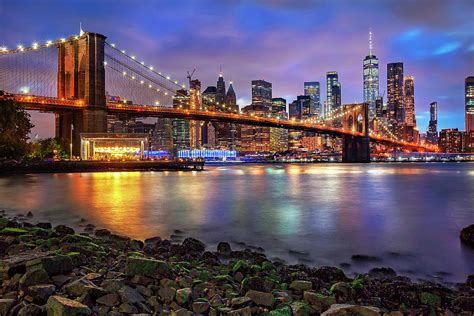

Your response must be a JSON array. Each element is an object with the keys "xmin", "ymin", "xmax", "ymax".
[{"xmin": 0, "ymin": 0, "xmax": 473, "ymax": 137}]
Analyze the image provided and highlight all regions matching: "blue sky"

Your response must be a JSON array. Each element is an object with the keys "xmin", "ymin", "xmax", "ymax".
[{"xmin": 0, "ymin": 0, "xmax": 473, "ymax": 137}]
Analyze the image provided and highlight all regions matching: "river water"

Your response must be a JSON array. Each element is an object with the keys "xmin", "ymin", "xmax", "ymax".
[{"xmin": 0, "ymin": 163, "xmax": 473, "ymax": 283}]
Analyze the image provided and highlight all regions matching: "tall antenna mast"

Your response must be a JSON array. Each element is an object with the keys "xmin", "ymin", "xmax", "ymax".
[{"xmin": 369, "ymin": 29, "xmax": 373, "ymax": 56}]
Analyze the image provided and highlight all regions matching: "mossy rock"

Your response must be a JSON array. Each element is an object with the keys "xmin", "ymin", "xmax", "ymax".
[
  {"xmin": 128, "ymin": 251, "xmax": 144, "ymax": 258},
  {"xmin": 0, "ymin": 217, "xmax": 9, "ymax": 228},
  {"xmin": 351, "ymin": 277, "xmax": 365, "ymax": 290},
  {"xmin": 62, "ymin": 234, "xmax": 93, "ymax": 243},
  {"xmin": 420, "ymin": 292, "xmax": 441, "ymax": 307},
  {"xmin": 232, "ymin": 259, "xmax": 249, "ymax": 274},
  {"xmin": 271, "ymin": 306, "xmax": 292, "ymax": 316},
  {"xmin": 198, "ymin": 270, "xmax": 210, "ymax": 282},
  {"xmin": 1, "ymin": 227, "xmax": 29, "ymax": 235},
  {"xmin": 125, "ymin": 257, "xmax": 170, "ymax": 277}
]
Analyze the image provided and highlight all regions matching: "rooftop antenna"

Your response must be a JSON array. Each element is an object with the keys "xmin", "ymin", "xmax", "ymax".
[
  {"xmin": 79, "ymin": 22, "xmax": 85, "ymax": 36},
  {"xmin": 219, "ymin": 65, "xmax": 223, "ymax": 77},
  {"xmin": 369, "ymin": 29, "xmax": 373, "ymax": 56}
]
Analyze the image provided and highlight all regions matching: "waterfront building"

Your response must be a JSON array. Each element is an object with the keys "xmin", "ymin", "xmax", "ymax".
[
  {"xmin": 152, "ymin": 118, "xmax": 173, "ymax": 152},
  {"xmin": 304, "ymin": 81, "xmax": 321, "ymax": 118},
  {"xmin": 325, "ymin": 72, "xmax": 341, "ymax": 119},
  {"xmin": 438, "ymin": 128, "xmax": 463, "ymax": 153},
  {"xmin": 426, "ymin": 101, "xmax": 438, "ymax": 145},
  {"xmin": 404, "ymin": 76, "xmax": 416, "ymax": 142},
  {"xmin": 251, "ymin": 80, "xmax": 272, "ymax": 106},
  {"xmin": 269, "ymin": 97, "xmax": 288, "ymax": 152},
  {"xmin": 466, "ymin": 76, "xmax": 474, "ymax": 152},
  {"xmin": 172, "ymin": 89, "xmax": 191, "ymax": 151},
  {"xmin": 240, "ymin": 104, "xmax": 271, "ymax": 153},
  {"xmin": 363, "ymin": 31, "xmax": 379, "ymax": 118},
  {"xmin": 240, "ymin": 80, "xmax": 274, "ymax": 153},
  {"xmin": 288, "ymin": 96, "xmax": 312, "ymax": 150},
  {"xmin": 80, "ymin": 133, "xmax": 148, "ymax": 160}
]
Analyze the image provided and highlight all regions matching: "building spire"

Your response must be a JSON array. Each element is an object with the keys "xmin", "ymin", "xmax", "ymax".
[
  {"xmin": 80, "ymin": 22, "xmax": 85, "ymax": 36},
  {"xmin": 219, "ymin": 65, "xmax": 223, "ymax": 78},
  {"xmin": 369, "ymin": 29, "xmax": 373, "ymax": 56}
]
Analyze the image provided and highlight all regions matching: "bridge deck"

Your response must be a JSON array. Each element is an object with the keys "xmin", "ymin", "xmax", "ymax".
[{"xmin": 3, "ymin": 94, "xmax": 436, "ymax": 151}]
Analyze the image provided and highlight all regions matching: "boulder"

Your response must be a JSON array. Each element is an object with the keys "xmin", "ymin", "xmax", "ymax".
[
  {"xmin": 125, "ymin": 256, "xmax": 170, "ymax": 278},
  {"xmin": 312, "ymin": 266, "xmax": 347, "ymax": 283},
  {"xmin": 96, "ymin": 293, "xmax": 120, "ymax": 307},
  {"xmin": 46, "ymin": 295, "xmax": 92, "ymax": 315},
  {"xmin": 26, "ymin": 255, "xmax": 73, "ymax": 276},
  {"xmin": 17, "ymin": 303, "xmax": 43, "ymax": 316},
  {"xmin": 36, "ymin": 222, "xmax": 52, "ymax": 229},
  {"xmin": 369, "ymin": 267, "xmax": 397, "ymax": 279},
  {"xmin": 118, "ymin": 285, "xmax": 145, "ymax": 304},
  {"xmin": 290, "ymin": 280, "xmax": 313, "ymax": 291},
  {"xmin": 228, "ymin": 306, "xmax": 252, "ymax": 316},
  {"xmin": 460, "ymin": 224, "xmax": 474, "ymax": 247},
  {"xmin": 217, "ymin": 242, "xmax": 232, "ymax": 256},
  {"xmin": 159, "ymin": 286, "xmax": 177, "ymax": 303},
  {"xmin": 291, "ymin": 301, "xmax": 312, "ymax": 316},
  {"xmin": 176, "ymin": 287, "xmax": 192, "ymax": 305},
  {"xmin": 19, "ymin": 268, "xmax": 51, "ymax": 287},
  {"xmin": 54, "ymin": 225, "xmax": 75, "ymax": 236},
  {"xmin": 192, "ymin": 301, "xmax": 210, "ymax": 314},
  {"xmin": 0, "ymin": 299, "xmax": 17, "ymax": 316},
  {"xmin": 321, "ymin": 304, "xmax": 380, "ymax": 316},
  {"xmin": 182, "ymin": 237, "xmax": 206, "ymax": 253},
  {"xmin": 245, "ymin": 290, "xmax": 274, "ymax": 307},
  {"xmin": 303, "ymin": 291, "xmax": 336, "ymax": 311},
  {"xmin": 64, "ymin": 277, "xmax": 106, "ymax": 298},
  {"xmin": 28, "ymin": 284, "xmax": 56, "ymax": 304}
]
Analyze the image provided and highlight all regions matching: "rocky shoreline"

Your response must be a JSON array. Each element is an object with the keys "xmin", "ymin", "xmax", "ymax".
[{"xmin": 0, "ymin": 213, "xmax": 473, "ymax": 315}]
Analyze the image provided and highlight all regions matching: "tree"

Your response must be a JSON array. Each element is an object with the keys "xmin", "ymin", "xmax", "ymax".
[
  {"xmin": 0, "ymin": 98, "xmax": 34, "ymax": 159},
  {"xmin": 29, "ymin": 138, "xmax": 67, "ymax": 160}
]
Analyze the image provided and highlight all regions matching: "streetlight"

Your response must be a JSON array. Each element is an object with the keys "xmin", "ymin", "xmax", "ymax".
[{"xmin": 70, "ymin": 123, "xmax": 74, "ymax": 160}]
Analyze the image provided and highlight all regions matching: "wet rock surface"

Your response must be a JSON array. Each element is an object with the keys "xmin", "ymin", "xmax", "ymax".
[{"xmin": 0, "ymin": 214, "xmax": 473, "ymax": 315}]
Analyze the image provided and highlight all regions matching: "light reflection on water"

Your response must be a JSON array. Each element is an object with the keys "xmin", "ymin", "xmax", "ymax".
[{"xmin": 0, "ymin": 163, "xmax": 473, "ymax": 283}]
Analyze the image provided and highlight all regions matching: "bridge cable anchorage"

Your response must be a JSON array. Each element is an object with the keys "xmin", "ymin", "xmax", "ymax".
[{"xmin": 105, "ymin": 42, "xmax": 185, "ymax": 89}]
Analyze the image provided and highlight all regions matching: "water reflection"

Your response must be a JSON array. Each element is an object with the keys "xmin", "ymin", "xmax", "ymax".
[{"xmin": 0, "ymin": 163, "xmax": 473, "ymax": 282}]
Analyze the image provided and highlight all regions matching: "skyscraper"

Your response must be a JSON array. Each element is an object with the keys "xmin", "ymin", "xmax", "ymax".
[
  {"xmin": 325, "ymin": 72, "xmax": 340, "ymax": 118},
  {"xmin": 304, "ymin": 82, "xmax": 320, "ymax": 118},
  {"xmin": 363, "ymin": 31, "xmax": 379, "ymax": 118},
  {"xmin": 404, "ymin": 76, "xmax": 415, "ymax": 127},
  {"xmin": 251, "ymin": 80, "xmax": 272, "ymax": 106},
  {"xmin": 216, "ymin": 71, "xmax": 226, "ymax": 108},
  {"xmin": 465, "ymin": 76, "xmax": 474, "ymax": 152},
  {"xmin": 426, "ymin": 101, "xmax": 438, "ymax": 145},
  {"xmin": 188, "ymin": 79, "xmax": 202, "ymax": 148},
  {"xmin": 387, "ymin": 62, "xmax": 404, "ymax": 138},
  {"xmin": 172, "ymin": 89, "xmax": 190, "ymax": 151},
  {"xmin": 226, "ymin": 82, "xmax": 238, "ymax": 113}
]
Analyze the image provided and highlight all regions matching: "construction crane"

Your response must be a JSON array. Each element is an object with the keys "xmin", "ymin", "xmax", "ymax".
[{"xmin": 187, "ymin": 69, "xmax": 196, "ymax": 84}]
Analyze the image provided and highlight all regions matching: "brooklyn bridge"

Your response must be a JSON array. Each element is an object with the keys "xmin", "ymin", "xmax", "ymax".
[{"xmin": 0, "ymin": 31, "xmax": 436, "ymax": 162}]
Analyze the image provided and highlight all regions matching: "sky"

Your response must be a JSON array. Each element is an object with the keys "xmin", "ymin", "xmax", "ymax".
[{"xmin": 0, "ymin": 0, "xmax": 473, "ymax": 138}]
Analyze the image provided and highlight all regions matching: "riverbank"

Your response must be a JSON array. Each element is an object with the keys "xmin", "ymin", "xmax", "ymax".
[
  {"xmin": 0, "ymin": 159, "xmax": 205, "ymax": 174},
  {"xmin": 0, "ymin": 213, "xmax": 473, "ymax": 315}
]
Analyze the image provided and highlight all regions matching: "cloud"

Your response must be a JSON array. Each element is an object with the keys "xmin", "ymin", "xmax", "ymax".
[{"xmin": 433, "ymin": 42, "xmax": 461, "ymax": 55}]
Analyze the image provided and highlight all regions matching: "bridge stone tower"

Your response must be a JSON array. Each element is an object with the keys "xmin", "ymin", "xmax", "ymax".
[
  {"xmin": 342, "ymin": 102, "xmax": 370, "ymax": 163},
  {"xmin": 56, "ymin": 32, "xmax": 107, "ymax": 154}
]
